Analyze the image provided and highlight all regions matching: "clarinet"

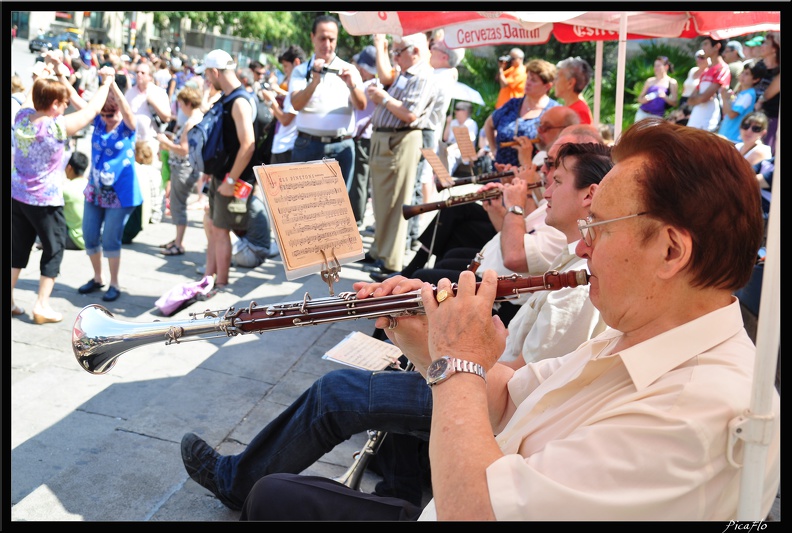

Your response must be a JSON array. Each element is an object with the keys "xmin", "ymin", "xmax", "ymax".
[{"xmin": 73, "ymin": 271, "xmax": 589, "ymax": 374}]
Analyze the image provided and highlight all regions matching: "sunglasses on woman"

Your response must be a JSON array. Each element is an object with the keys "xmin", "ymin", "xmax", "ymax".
[{"xmin": 741, "ymin": 123, "xmax": 764, "ymax": 133}]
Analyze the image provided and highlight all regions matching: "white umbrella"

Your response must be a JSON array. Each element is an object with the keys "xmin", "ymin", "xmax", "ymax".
[{"xmin": 449, "ymin": 81, "xmax": 485, "ymax": 106}]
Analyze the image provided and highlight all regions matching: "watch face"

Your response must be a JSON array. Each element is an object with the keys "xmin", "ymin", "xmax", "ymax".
[{"xmin": 428, "ymin": 358, "xmax": 450, "ymax": 381}]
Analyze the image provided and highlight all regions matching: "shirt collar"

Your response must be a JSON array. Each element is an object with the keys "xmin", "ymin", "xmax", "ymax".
[{"xmin": 616, "ymin": 297, "xmax": 746, "ymax": 391}]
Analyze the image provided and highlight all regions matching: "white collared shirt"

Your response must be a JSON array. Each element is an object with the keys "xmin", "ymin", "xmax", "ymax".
[{"xmin": 419, "ymin": 299, "xmax": 780, "ymax": 520}]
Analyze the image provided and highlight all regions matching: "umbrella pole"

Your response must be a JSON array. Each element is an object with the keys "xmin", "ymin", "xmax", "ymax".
[
  {"xmin": 614, "ymin": 13, "xmax": 628, "ymax": 140},
  {"xmin": 593, "ymin": 41, "xmax": 603, "ymax": 126},
  {"xmin": 736, "ymin": 117, "xmax": 781, "ymax": 520}
]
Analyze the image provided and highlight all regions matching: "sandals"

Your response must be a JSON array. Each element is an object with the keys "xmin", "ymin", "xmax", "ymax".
[
  {"xmin": 161, "ymin": 243, "xmax": 185, "ymax": 256},
  {"xmin": 12, "ymin": 305, "xmax": 25, "ymax": 317},
  {"xmin": 159, "ymin": 240, "xmax": 177, "ymax": 249}
]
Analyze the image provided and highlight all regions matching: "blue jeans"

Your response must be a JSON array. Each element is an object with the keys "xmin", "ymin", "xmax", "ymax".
[
  {"xmin": 215, "ymin": 368, "xmax": 433, "ymax": 508},
  {"xmin": 82, "ymin": 202, "xmax": 136, "ymax": 257},
  {"xmin": 291, "ymin": 135, "xmax": 355, "ymax": 189}
]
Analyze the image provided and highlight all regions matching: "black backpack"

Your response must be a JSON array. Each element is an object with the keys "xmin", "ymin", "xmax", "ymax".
[{"xmin": 188, "ymin": 87, "xmax": 257, "ymax": 176}]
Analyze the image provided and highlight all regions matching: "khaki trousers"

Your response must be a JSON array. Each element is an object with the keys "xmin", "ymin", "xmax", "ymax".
[{"xmin": 368, "ymin": 129, "xmax": 423, "ymax": 271}]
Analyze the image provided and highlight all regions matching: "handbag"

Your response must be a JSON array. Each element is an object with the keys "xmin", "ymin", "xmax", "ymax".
[{"xmin": 154, "ymin": 275, "xmax": 215, "ymax": 316}]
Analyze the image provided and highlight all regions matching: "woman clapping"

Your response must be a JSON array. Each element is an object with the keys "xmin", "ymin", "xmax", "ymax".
[
  {"xmin": 11, "ymin": 58, "xmax": 111, "ymax": 324},
  {"xmin": 77, "ymin": 70, "xmax": 142, "ymax": 303}
]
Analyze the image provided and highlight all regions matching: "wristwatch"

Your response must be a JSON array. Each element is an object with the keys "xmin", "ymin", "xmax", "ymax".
[
  {"xmin": 426, "ymin": 356, "xmax": 486, "ymax": 387},
  {"xmin": 507, "ymin": 205, "xmax": 524, "ymax": 216},
  {"xmin": 224, "ymin": 174, "xmax": 236, "ymax": 186}
]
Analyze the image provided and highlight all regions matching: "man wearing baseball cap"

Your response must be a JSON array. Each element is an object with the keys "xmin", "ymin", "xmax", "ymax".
[
  {"xmin": 744, "ymin": 35, "xmax": 765, "ymax": 59},
  {"xmin": 723, "ymin": 41, "xmax": 745, "ymax": 90},
  {"xmin": 198, "ymin": 49, "xmax": 259, "ymax": 291}
]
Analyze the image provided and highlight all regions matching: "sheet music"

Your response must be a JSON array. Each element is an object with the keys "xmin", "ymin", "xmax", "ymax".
[
  {"xmin": 421, "ymin": 148, "xmax": 453, "ymax": 188},
  {"xmin": 255, "ymin": 160, "xmax": 364, "ymax": 280},
  {"xmin": 453, "ymin": 126, "xmax": 478, "ymax": 163},
  {"xmin": 323, "ymin": 331, "xmax": 404, "ymax": 371}
]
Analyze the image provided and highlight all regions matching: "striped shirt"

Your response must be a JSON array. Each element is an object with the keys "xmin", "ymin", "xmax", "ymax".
[{"xmin": 371, "ymin": 60, "xmax": 437, "ymax": 131}]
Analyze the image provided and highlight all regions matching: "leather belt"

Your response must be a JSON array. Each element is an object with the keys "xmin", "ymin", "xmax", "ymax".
[
  {"xmin": 374, "ymin": 127, "xmax": 418, "ymax": 133},
  {"xmin": 297, "ymin": 131, "xmax": 353, "ymax": 143}
]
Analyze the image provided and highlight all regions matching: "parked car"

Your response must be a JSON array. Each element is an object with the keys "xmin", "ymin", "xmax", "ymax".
[{"xmin": 29, "ymin": 31, "xmax": 81, "ymax": 53}]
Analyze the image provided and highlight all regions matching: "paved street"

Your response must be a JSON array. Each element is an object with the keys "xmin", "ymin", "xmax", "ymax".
[{"xmin": 10, "ymin": 36, "xmax": 425, "ymax": 521}]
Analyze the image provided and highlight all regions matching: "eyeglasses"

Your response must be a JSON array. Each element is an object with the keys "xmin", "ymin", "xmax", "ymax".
[
  {"xmin": 696, "ymin": 55, "xmax": 706, "ymax": 59},
  {"xmin": 538, "ymin": 123, "xmax": 564, "ymax": 134},
  {"xmin": 391, "ymin": 47, "xmax": 410, "ymax": 57},
  {"xmin": 577, "ymin": 212, "xmax": 648, "ymax": 246},
  {"xmin": 100, "ymin": 112, "xmax": 116, "ymax": 118},
  {"xmin": 741, "ymin": 123, "xmax": 764, "ymax": 133}
]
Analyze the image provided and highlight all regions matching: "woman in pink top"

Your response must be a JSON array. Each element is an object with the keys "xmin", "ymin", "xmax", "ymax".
[{"xmin": 11, "ymin": 58, "xmax": 112, "ymax": 324}]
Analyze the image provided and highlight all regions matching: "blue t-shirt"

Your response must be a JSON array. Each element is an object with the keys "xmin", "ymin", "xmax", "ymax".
[
  {"xmin": 492, "ymin": 96, "xmax": 559, "ymax": 166},
  {"xmin": 85, "ymin": 116, "xmax": 142, "ymax": 208},
  {"xmin": 718, "ymin": 88, "xmax": 757, "ymax": 143}
]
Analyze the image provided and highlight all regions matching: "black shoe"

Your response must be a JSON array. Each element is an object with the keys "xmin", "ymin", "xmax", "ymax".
[
  {"xmin": 358, "ymin": 252, "xmax": 379, "ymax": 265},
  {"xmin": 78, "ymin": 279, "xmax": 104, "ymax": 294},
  {"xmin": 181, "ymin": 433, "xmax": 242, "ymax": 511},
  {"xmin": 369, "ymin": 267, "xmax": 399, "ymax": 282},
  {"xmin": 362, "ymin": 259, "xmax": 386, "ymax": 273},
  {"xmin": 102, "ymin": 286, "xmax": 121, "ymax": 302}
]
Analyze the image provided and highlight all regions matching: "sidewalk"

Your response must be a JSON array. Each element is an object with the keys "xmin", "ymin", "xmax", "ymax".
[{"xmin": 10, "ymin": 190, "xmax": 427, "ymax": 520}]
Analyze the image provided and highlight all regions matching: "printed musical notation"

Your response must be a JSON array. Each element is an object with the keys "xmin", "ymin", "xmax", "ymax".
[
  {"xmin": 255, "ymin": 160, "xmax": 364, "ymax": 279},
  {"xmin": 453, "ymin": 125, "xmax": 478, "ymax": 163},
  {"xmin": 323, "ymin": 331, "xmax": 403, "ymax": 371},
  {"xmin": 422, "ymin": 148, "xmax": 453, "ymax": 188}
]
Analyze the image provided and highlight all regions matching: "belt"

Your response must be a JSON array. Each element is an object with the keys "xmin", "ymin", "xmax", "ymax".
[
  {"xmin": 297, "ymin": 131, "xmax": 353, "ymax": 143},
  {"xmin": 374, "ymin": 127, "xmax": 418, "ymax": 133}
]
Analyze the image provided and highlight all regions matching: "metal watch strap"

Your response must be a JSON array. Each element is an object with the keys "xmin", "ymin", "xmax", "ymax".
[
  {"xmin": 451, "ymin": 358, "xmax": 486, "ymax": 382},
  {"xmin": 427, "ymin": 356, "xmax": 486, "ymax": 386}
]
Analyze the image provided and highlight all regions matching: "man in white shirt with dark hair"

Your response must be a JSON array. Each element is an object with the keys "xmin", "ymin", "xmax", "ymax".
[{"xmin": 288, "ymin": 14, "xmax": 365, "ymax": 187}]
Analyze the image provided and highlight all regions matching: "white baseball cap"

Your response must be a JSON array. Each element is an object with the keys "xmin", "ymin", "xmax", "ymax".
[{"xmin": 195, "ymin": 49, "xmax": 236, "ymax": 74}]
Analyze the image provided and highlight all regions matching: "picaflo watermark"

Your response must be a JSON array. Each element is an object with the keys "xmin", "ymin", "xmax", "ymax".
[{"xmin": 722, "ymin": 521, "xmax": 768, "ymax": 533}]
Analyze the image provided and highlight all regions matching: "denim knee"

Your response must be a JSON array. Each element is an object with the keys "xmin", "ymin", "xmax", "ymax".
[{"xmin": 101, "ymin": 206, "xmax": 136, "ymax": 255}]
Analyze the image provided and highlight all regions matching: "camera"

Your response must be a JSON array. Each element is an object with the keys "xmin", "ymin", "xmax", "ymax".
[
  {"xmin": 321, "ymin": 65, "xmax": 340, "ymax": 75},
  {"xmin": 499, "ymin": 55, "xmax": 512, "ymax": 63}
]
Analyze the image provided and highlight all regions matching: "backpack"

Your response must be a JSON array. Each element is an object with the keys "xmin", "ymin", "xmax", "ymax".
[{"xmin": 188, "ymin": 86, "xmax": 257, "ymax": 176}]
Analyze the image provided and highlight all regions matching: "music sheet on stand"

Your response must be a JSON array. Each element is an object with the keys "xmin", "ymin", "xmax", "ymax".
[
  {"xmin": 453, "ymin": 125, "xmax": 478, "ymax": 163},
  {"xmin": 255, "ymin": 160, "xmax": 364, "ymax": 280}
]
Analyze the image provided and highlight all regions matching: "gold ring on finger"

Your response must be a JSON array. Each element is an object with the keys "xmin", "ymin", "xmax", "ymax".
[{"xmin": 436, "ymin": 289, "xmax": 449, "ymax": 304}]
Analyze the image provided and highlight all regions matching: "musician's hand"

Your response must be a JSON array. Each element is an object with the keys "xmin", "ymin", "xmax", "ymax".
[
  {"xmin": 353, "ymin": 276, "xmax": 431, "ymax": 363},
  {"xmin": 421, "ymin": 270, "xmax": 506, "ymax": 371},
  {"xmin": 502, "ymin": 177, "xmax": 528, "ymax": 211},
  {"xmin": 494, "ymin": 162, "xmax": 513, "ymax": 184},
  {"xmin": 480, "ymin": 182, "xmax": 507, "ymax": 231},
  {"xmin": 514, "ymin": 136, "xmax": 537, "ymax": 167},
  {"xmin": 514, "ymin": 163, "xmax": 542, "ymax": 186}
]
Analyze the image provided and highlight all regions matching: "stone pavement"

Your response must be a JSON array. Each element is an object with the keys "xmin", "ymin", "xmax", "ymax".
[{"xmin": 10, "ymin": 185, "xmax": 431, "ymax": 521}]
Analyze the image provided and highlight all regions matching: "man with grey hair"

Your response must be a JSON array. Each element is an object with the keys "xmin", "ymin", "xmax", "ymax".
[
  {"xmin": 554, "ymin": 57, "xmax": 593, "ymax": 124},
  {"xmin": 495, "ymin": 47, "xmax": 527, "ymax": 108},
  {"xmin": 360, "ymin": 32, "xmax": 438, "ymax": 279},
  {"xmin": 400, "ymin": 37, "xmax": 468, "ymax": 272}
]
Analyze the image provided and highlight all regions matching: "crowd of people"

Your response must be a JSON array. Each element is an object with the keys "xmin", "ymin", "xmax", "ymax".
[{"xmin": 11, "ymin": 18, "xmax": 778, "ymax": 521}]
